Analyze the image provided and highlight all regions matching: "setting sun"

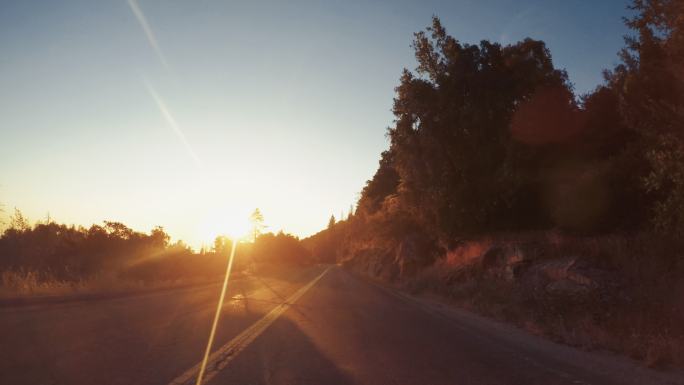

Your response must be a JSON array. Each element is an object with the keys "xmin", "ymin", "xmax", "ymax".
[{"xmin": 197, "ymin": 207, "xmax": 252, "ymax": 245}]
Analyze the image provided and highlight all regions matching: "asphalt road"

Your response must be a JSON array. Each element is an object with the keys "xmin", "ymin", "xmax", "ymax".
[{"xmin": 1, "ymin": 265, "xmax": 682, "ymax": 385}]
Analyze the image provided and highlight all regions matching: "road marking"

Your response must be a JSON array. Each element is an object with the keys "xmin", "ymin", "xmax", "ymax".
[{"xmin": 167, "ymin": 267, "xmax": 330, "ymax": 385}]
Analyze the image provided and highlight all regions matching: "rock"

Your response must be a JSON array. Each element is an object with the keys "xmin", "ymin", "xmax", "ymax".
[
  {"xmin": 503, "ymin": 247, "xmax": 527, "ymax": 281},
  {"xmin": 477, "ymin": 246, "xmax": 529, "ymax": 282},
  {"xmin": 481, "ymin": 247, "xmax": 505, "ymax": 270},
  {"xmin": 519, "ymin": 256, "xmax": 622, "ymax": 301},
  {"xmin": 545, "ymin": 279, "xmax": 592, "ymax": 296},
  {"xmin": 355, "ymin": 248, "xmax": 397, "ymax": 281},
  {"xmin": 394, "ymin": 234, "xmax": 439, "ymax": 279},
  {"xmin": 538, "ymin": 257, "xmax": 578, "ymax": 281}
]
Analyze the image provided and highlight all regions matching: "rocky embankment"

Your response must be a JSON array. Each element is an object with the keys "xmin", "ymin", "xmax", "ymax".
[{"xmin": 342, "ymin": 234, "xmax": 684, "ymax": 368}]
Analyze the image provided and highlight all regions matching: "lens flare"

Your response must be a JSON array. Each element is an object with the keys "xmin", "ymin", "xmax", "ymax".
[{"xmin": 195, "ymin": 237, "xmax": 238, "ymax": 385}]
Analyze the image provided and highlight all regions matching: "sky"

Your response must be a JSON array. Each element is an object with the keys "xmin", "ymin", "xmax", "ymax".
[{"xmin": 0, "ymin": 0, "xmax": 631, "ymax": 249}]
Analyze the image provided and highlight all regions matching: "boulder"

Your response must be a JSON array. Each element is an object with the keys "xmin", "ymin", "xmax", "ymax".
[
  {"xmin": 478, "ymin": 246, "xmax": 529, "ymax": 281},
  {"xmin": 394, "ymin": 233, "xmax": 439, "ymax": 279},
  {"xmin": 545, "ymin": 279, "xmax": 592, "ymax": 296},
  {"xmin": 520, "ymin": 256, "xmax": 621, "ymax": 301}
]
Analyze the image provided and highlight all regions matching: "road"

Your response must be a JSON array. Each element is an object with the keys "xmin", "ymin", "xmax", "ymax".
[{"xmin": 1, "ymin": 265, "xmax": 682, "ymax": 385}]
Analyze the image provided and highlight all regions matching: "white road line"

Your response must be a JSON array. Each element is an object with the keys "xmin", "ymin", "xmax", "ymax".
[{"xmin": 167, "ymin": 267, "xmax": 331, "ymax": 385}]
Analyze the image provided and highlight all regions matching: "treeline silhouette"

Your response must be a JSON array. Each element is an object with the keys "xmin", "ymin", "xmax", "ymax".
[
  {"xmin": 310, "ymin": 1, "xmax": 684, "ymax": 266},
  {"xmin": 0, "ymin": 209, "xmax": 311, "ymax": 295}
]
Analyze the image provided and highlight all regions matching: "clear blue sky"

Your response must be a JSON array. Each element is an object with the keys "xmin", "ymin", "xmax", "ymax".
[{"xmin": 0, "ymin": 0, "xmax": 631, "ymax": 248}]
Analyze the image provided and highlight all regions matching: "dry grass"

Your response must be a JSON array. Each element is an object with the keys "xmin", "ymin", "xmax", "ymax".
[
  {"xmin": 0, "ymin": 270, "xmax": 77, "ymax": 297},
  {"xmin": 0, "ymin": 269, "xmax": 222, "ymax": 300},
  {"xmin": 402, "ymin": 231, "xmax": 684, "ymax": 368},
  {"xmin": 443, "ymin": 240, "xmax": 491, "ymax": 267}
]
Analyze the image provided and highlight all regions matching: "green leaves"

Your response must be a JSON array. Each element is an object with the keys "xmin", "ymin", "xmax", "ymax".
[{"xmin": 386, "ymin": 19, "xmax": 574, "ymax": 238}]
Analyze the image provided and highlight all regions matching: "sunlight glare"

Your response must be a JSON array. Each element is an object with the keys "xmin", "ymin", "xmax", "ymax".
[{"xmin": 198, "ymin": 207, "xmax": 251, "ymax": 244}]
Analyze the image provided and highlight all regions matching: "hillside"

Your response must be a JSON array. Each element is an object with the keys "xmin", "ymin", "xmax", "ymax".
[{"xmin": 306, "ymin": 5, "xmax": 684, "ymax": 368}]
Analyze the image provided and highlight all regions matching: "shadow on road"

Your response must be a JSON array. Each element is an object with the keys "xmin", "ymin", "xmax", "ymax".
[{"xmin": 207, "ymin": 315, "xmax": 354, "ymax": 385}]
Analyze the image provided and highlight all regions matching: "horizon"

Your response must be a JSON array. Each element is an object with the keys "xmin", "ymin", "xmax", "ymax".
[{"xmin": 0, "ymin": 0, "xmax": 631, "ymax": 249}]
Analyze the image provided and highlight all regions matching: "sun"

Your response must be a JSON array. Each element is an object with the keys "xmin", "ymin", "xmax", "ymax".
[{"xmin": 198, "ymin": 208, "xmax": 252, "ymax": 244}]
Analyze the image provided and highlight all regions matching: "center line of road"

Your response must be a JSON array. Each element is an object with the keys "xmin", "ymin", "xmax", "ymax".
[{"xmin": 167, "ymin": 267, "xmax": 330, "ymax": 385}]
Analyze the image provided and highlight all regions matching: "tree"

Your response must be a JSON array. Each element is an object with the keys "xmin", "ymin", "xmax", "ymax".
[
  {"xmin": 357, "ymin": 151, "xmax": 400, "ymax": 216},
  {"xmin": 252, "ymin": 231, "xmax": 312, "ymax": 266},
  {"xmin": 150, "ymin": 226, "xmax": 170, "ymax": 248},
  {"xmin": 604, "ymin": 0, "xmax": 684, "ymax": 234},
  {"xmin": 213, "ymin": 235, "xmax": 231, "ymax": 255},
  {"xmin": 328, "ymin": 215, "xmax": 336, "ymax": 229},
  {"xmin": 9, "ymin": 208, "xmax": 30, "ymax": 232},
  {"xmin": 249, "ymin": 208, "xmax": 265, "ymax": 242},
  {"xmin": 388, "ymin": 17, "xmax": 571, "ymax": 238},
  {"xmin": 0, "ymin": 201, "xmax": 5, "ymax": 229},
  {"xmin": 104, "ymin": 221, "xmax": 134, "ymax": 240}
]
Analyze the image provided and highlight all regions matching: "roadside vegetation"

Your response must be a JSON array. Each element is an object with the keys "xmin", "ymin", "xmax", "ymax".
[
  {"xmin": 0, "ymin": 209, "xmax": 312, "ymax": 299},
  {"xmin": 305, "ymin": 0, "xmax": 684, "ymax": 367}
]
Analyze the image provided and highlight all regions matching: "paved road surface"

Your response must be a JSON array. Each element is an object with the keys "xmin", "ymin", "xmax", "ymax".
[{"xmin": 1, "ymin": 265, "xmax": 682, "ymax": 385}]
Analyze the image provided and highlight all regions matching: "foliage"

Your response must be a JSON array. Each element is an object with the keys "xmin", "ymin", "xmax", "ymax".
[
  {"xmin": 0, "ymin": 211, "xmax": 234, "ymax": 289},
  {"xmin": 390, "ymin": 19, "xmax": 575, "ymax": 238},
  {"xmin": 309, "ymin": 3, "xmax": 684, "ymax": 264},
  {"xmin": 607, "ymin": 0, "xmax": 684, "ymax": 234},
  {"xmin": 250, "ymin": 208, "xmax": 266, "ymax": 242},
  {"xmin": 0, "ymin": 205, "xmax": 316, "ymax": 295},
  {"xmin": 0, "ymin": 213, "xmax": 171, "ymax": 281},
  {"xmin": 356, "ymin": 151, "xmax": 400, "ymax": 216},
  {"xmin": 252, "ymin": 232, "xmax": 312, "ymax": 267}
]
